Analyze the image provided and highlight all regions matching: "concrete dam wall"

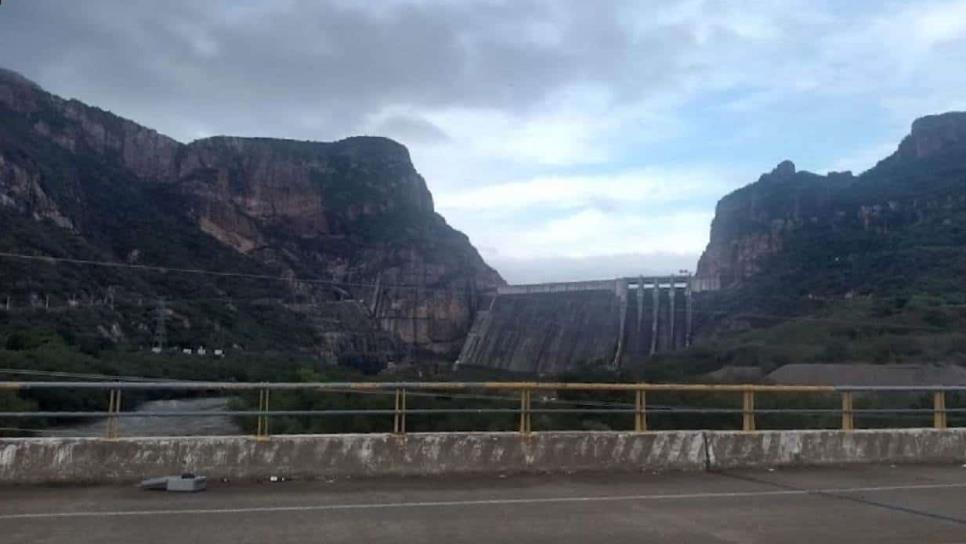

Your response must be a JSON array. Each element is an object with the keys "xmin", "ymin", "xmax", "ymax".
[{"xmin": 458, "ymin": 276, "xmax": 719, "ymax": 375}]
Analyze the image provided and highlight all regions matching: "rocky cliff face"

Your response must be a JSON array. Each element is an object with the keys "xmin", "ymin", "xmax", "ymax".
[
  {"xmin": 696, "ymin": 111, "xmax": 966, "ymax": 297},
  {"xmin": 175, "ymin": 134, "xmax": 502, "ymax": 355},
  {"xmin": 0, "ymin": 68, "xmax": 181, "ymax": 183},
  {"xmin": 896, "ymin": 112, "xmax": 966, "ymax": 160},
  {"xmin": 695, "ymin": 160, "xmax": 840, "ymax": 286},
  {"xmin": 0, "ymin": 68, "xmax": 502, "ymax": 363},
  {"xmin": 178, "ymin": 136, "xmax": 433, "ymax": 250}
]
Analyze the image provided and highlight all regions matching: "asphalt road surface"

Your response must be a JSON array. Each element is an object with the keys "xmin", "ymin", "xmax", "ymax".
[{"xmin": 2, "ymin": 464, "xmax": 966, "ymax": 543}]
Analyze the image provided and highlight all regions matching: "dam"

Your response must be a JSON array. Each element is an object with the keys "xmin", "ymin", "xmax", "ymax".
[{"xmin": 457, "ymin": 275, "xmax": 720, "ymax": 375}]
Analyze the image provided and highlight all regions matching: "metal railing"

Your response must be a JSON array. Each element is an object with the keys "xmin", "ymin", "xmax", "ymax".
[{"xmin": 1, "ymin": 381, "xmax": 964, "ymax": 439}]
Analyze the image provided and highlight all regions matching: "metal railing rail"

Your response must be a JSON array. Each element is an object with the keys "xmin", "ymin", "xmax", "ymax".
[{"xmin": 1, "ymin": 381, "xmax": 964, "ymax": 439}]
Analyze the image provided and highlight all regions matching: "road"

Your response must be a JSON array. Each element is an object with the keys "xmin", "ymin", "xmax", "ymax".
[{"xmin": 2, "ymin": 464, "xmax": 966, "ymax": 543}]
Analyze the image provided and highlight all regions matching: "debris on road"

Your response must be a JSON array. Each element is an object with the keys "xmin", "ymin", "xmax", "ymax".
[{"xmin": 140, "ymin": 474, "xmax": 208, "ymax": 492}]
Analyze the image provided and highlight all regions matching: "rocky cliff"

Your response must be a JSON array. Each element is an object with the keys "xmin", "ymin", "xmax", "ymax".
[
  {"xmin": 0, "ymin": 68, "xmax": 502, "ymax": 365},
  {"xmin": 696, "ymin": 111, "xmax": 966, "ymax": 298},
  {"xmin": 696, "ymin": 160, "xmax": 832, "ymax": 286}
]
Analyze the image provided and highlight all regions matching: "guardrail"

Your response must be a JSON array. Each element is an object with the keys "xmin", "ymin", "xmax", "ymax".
[{"xmin": 1, "ymin": 381, "xmax": 964, "ymax": 439}]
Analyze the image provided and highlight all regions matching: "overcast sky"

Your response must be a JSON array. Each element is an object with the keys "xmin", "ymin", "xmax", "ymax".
[{"xmin": 3, "ymin": 0, "xmax": 966, "ymax": 283}]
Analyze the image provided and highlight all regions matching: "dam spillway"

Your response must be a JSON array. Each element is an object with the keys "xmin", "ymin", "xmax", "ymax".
[{"xmin": 456, "ymin": 275, "xmax": 720, "ymax": 375}]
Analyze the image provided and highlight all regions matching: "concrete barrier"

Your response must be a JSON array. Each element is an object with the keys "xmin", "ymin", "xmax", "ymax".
[
  {"xmin": 0, "ymin": 431, "xmax": 707, "ymax": 484},
  {"xmin": 1, "ymin": 429, "xmax": 964, "ymax": 484},
  {"xmin": 706, "ymin": 429, "xmax": 966, "ymax": 469}
]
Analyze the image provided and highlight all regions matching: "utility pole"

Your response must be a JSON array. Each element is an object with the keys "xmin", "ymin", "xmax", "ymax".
[
  {"xmin": 668, "ymin": 276, "xmax": 676, "ymax": 350},
  {"xmin": 685, "ymin": 273, "xmax": 693, "ymax": 348},
  {"xmin": 612, "ymin": 279, "xmax": 628, "ymax": 369},
  {"xmin": 316, "ymin": 295, "xmax": 330, "ymax": 364},
  {"xmin": 317, "ymin": 318, "xmax": 327, "ymax": 363},
  {"xmin": 650, "ymin": 281, "xmax": 660, "ymax": 356},
  {"xmin": 636, "ymin": 276, "xmax": 644, "ymax": 352},
  {"xmin": 370, "ymin": 273, "xmax": 382, "ymax": 316},
  {"xmin": 153, "ymin": 298, "xmax": 167, "ymax": 352},
  {"xmin": 410, "ymin": 267, "xmax": 421, "ymax": 364}
]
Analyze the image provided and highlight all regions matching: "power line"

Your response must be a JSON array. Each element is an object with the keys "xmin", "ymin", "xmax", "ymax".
[
  {"xmin": 0, "ymin": 368, "xmax": 191, "ymax": 382},
  {"xmin": 2, "ymin": 251, "xmax": 962, "ymax": 334},
  {"xmin": 5, "ymin": 249, "xmax": 961, "ymax": 306},
  {"xmin": 0, "ymin": 251, "xmax": 474, "ymax": 294},
  {"xmin": 691, "ymin": 309, "xmax": 950, "ymax": 333}
]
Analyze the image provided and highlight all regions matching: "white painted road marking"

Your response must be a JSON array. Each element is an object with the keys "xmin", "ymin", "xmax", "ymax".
[{"xmin": 1, "ymin": 482, "xmax": 965, "ymax": 521}]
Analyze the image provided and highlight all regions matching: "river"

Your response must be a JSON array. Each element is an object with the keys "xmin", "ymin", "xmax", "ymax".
[{"xmin": 46, "ymin": 397, "xmax": 241, "ymax": 437}]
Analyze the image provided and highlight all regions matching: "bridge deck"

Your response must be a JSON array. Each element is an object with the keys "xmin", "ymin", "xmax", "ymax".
[{"xmin": 2, "ymin": 464, "xmax": 965, "ymax": 542}]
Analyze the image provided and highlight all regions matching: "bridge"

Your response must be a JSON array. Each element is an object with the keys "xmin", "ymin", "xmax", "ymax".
[
  {"xmin": 458, "ymin": 274, "xmax": 721, "ymax": 374},
  {"xmin": 2, "ymin": 381, "xmax": 966, "ymax": 542}
]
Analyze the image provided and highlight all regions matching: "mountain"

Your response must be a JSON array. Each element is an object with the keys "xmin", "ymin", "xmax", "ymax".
[
  {"xmin": 697, "ymin": 111, "xmax": 966, "ymax": 299},
  {"xmin": 653, "ymin": 111, "xmax": 966, "ymax": 379},
  {"xmin": 0, "ymin": 68, "xmax": 503, "ymax": 367}
]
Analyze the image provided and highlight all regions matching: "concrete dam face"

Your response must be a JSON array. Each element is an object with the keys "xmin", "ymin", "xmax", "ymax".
[{"xmin": 457, "ymin": 276, "xmax": 719, "ymax": 375}]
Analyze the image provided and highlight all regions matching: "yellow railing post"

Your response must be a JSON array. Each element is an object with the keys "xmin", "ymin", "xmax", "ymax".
[
  {"xmin": 255, "ymin": 389, "xmax": 262, "ymax": 437},
  {"xmin": 394, "ymin": 388, "xmax": 407, "ymax": 434},
  {"xmin": 742, "ymin": 389, "xmax": 755, "ymax": 432},
  {"xmin": 634, "ymin": 389, "xmax": 647, "ymax": 432},
  {"xmin": 105, "ymin": 388, "xmax": 121, "ymax": 439},
  {"xmin": 934, "ymin": 391, "xmax": 947, "ymax": 430},
  {"xmin": 841, "ymin": 392, "xmax": 854, "ymax": 431},
  {"xmin": 256, "ymin": 388, "xmax": 270, "ymax": 440},
  {"xmin": 264, "ymin": 388, "xmax": 271, "ymax": 438},
  {"xmin": 519, "ymin": 388, "xmax": 531, "ymax": 434},
  {"xmin": 105, "ymin": 389, "xmax": 114, "ymax": 439}
]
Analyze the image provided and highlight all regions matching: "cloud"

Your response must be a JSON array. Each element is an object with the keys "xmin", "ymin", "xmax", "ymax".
[
  {"xmin": 367, "ymin": 113, "xmax": 451, "ymax": 144},
  {"xmin": 0, "ymin": 0, "xmax": 655, "ymax": 140},
  {"xmin": 515, "ymin": 208, "xmax": 714, "ymax": 259},
  {"xmin": 824, "ymin": 142, "xmax": 900, "ymax": 175},
  {"xmin": 437, "ymin": 167, "xmax": 732, "ymax": 214},
  {"xmin": 490, "ymin": 253, "xmax": 700, "ymax": 284},
  {"xmin": 435, "ymin": 167, "xmax": 729, "ymax": 276}
]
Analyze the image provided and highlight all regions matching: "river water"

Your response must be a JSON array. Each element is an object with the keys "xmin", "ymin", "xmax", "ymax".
[{"xmin": 46, "ymin": 397, "xmax": 241, "ymax": 437}]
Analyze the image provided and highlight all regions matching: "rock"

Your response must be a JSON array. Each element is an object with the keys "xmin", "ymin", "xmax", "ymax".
[
  {"xmin": 898, "ymin": 111, "xmax": 966, "ymax": 160},
  {"xmin": 769, "ymin": 160, "xmax": 796, "ymax": 180},
  {"xmin": 139, "ymin": 474, "xmax": 207, "ymax": 492}
]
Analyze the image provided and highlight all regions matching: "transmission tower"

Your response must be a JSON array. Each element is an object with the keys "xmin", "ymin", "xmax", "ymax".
[{"xmin": 153, "ymin": 298, "xmax": 167, "ymax": 351}]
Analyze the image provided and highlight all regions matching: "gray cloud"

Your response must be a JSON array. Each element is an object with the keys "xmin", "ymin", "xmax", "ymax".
[
  {"xmin": 0, "ymin": 0, "xmax": 691, "ymax": 142},
  {"xmin": 371, "ymin": 114, "xmax": 451, "ymax": 144},
  {"xmin": 489, "ymin": 253, "xmax": 699, "ymax": 284}
]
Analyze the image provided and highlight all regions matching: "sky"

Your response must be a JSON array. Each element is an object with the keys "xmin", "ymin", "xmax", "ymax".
[{"xmin": 2, "ymin": 0, "xmax": 966, "ymax": 283}]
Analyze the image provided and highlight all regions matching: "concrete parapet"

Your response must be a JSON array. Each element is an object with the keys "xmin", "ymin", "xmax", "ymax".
[
  {"xmin": 497, "ymin": 281, "xmax": 619, "ymax": 296},
  {"xmin": 495, "ymin": 275, "xmax": 720, "ymax": 296},
  {"xmin": 706, "ymin": 429, "xmax": 966, "ymax": 469},
  {"xmin": 2, "ymin": 430, "xmax": 964, "ymax": 485},
  {"xmin": 0, "ymin": 432, "xmax": 707, "ymax": 484}
]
